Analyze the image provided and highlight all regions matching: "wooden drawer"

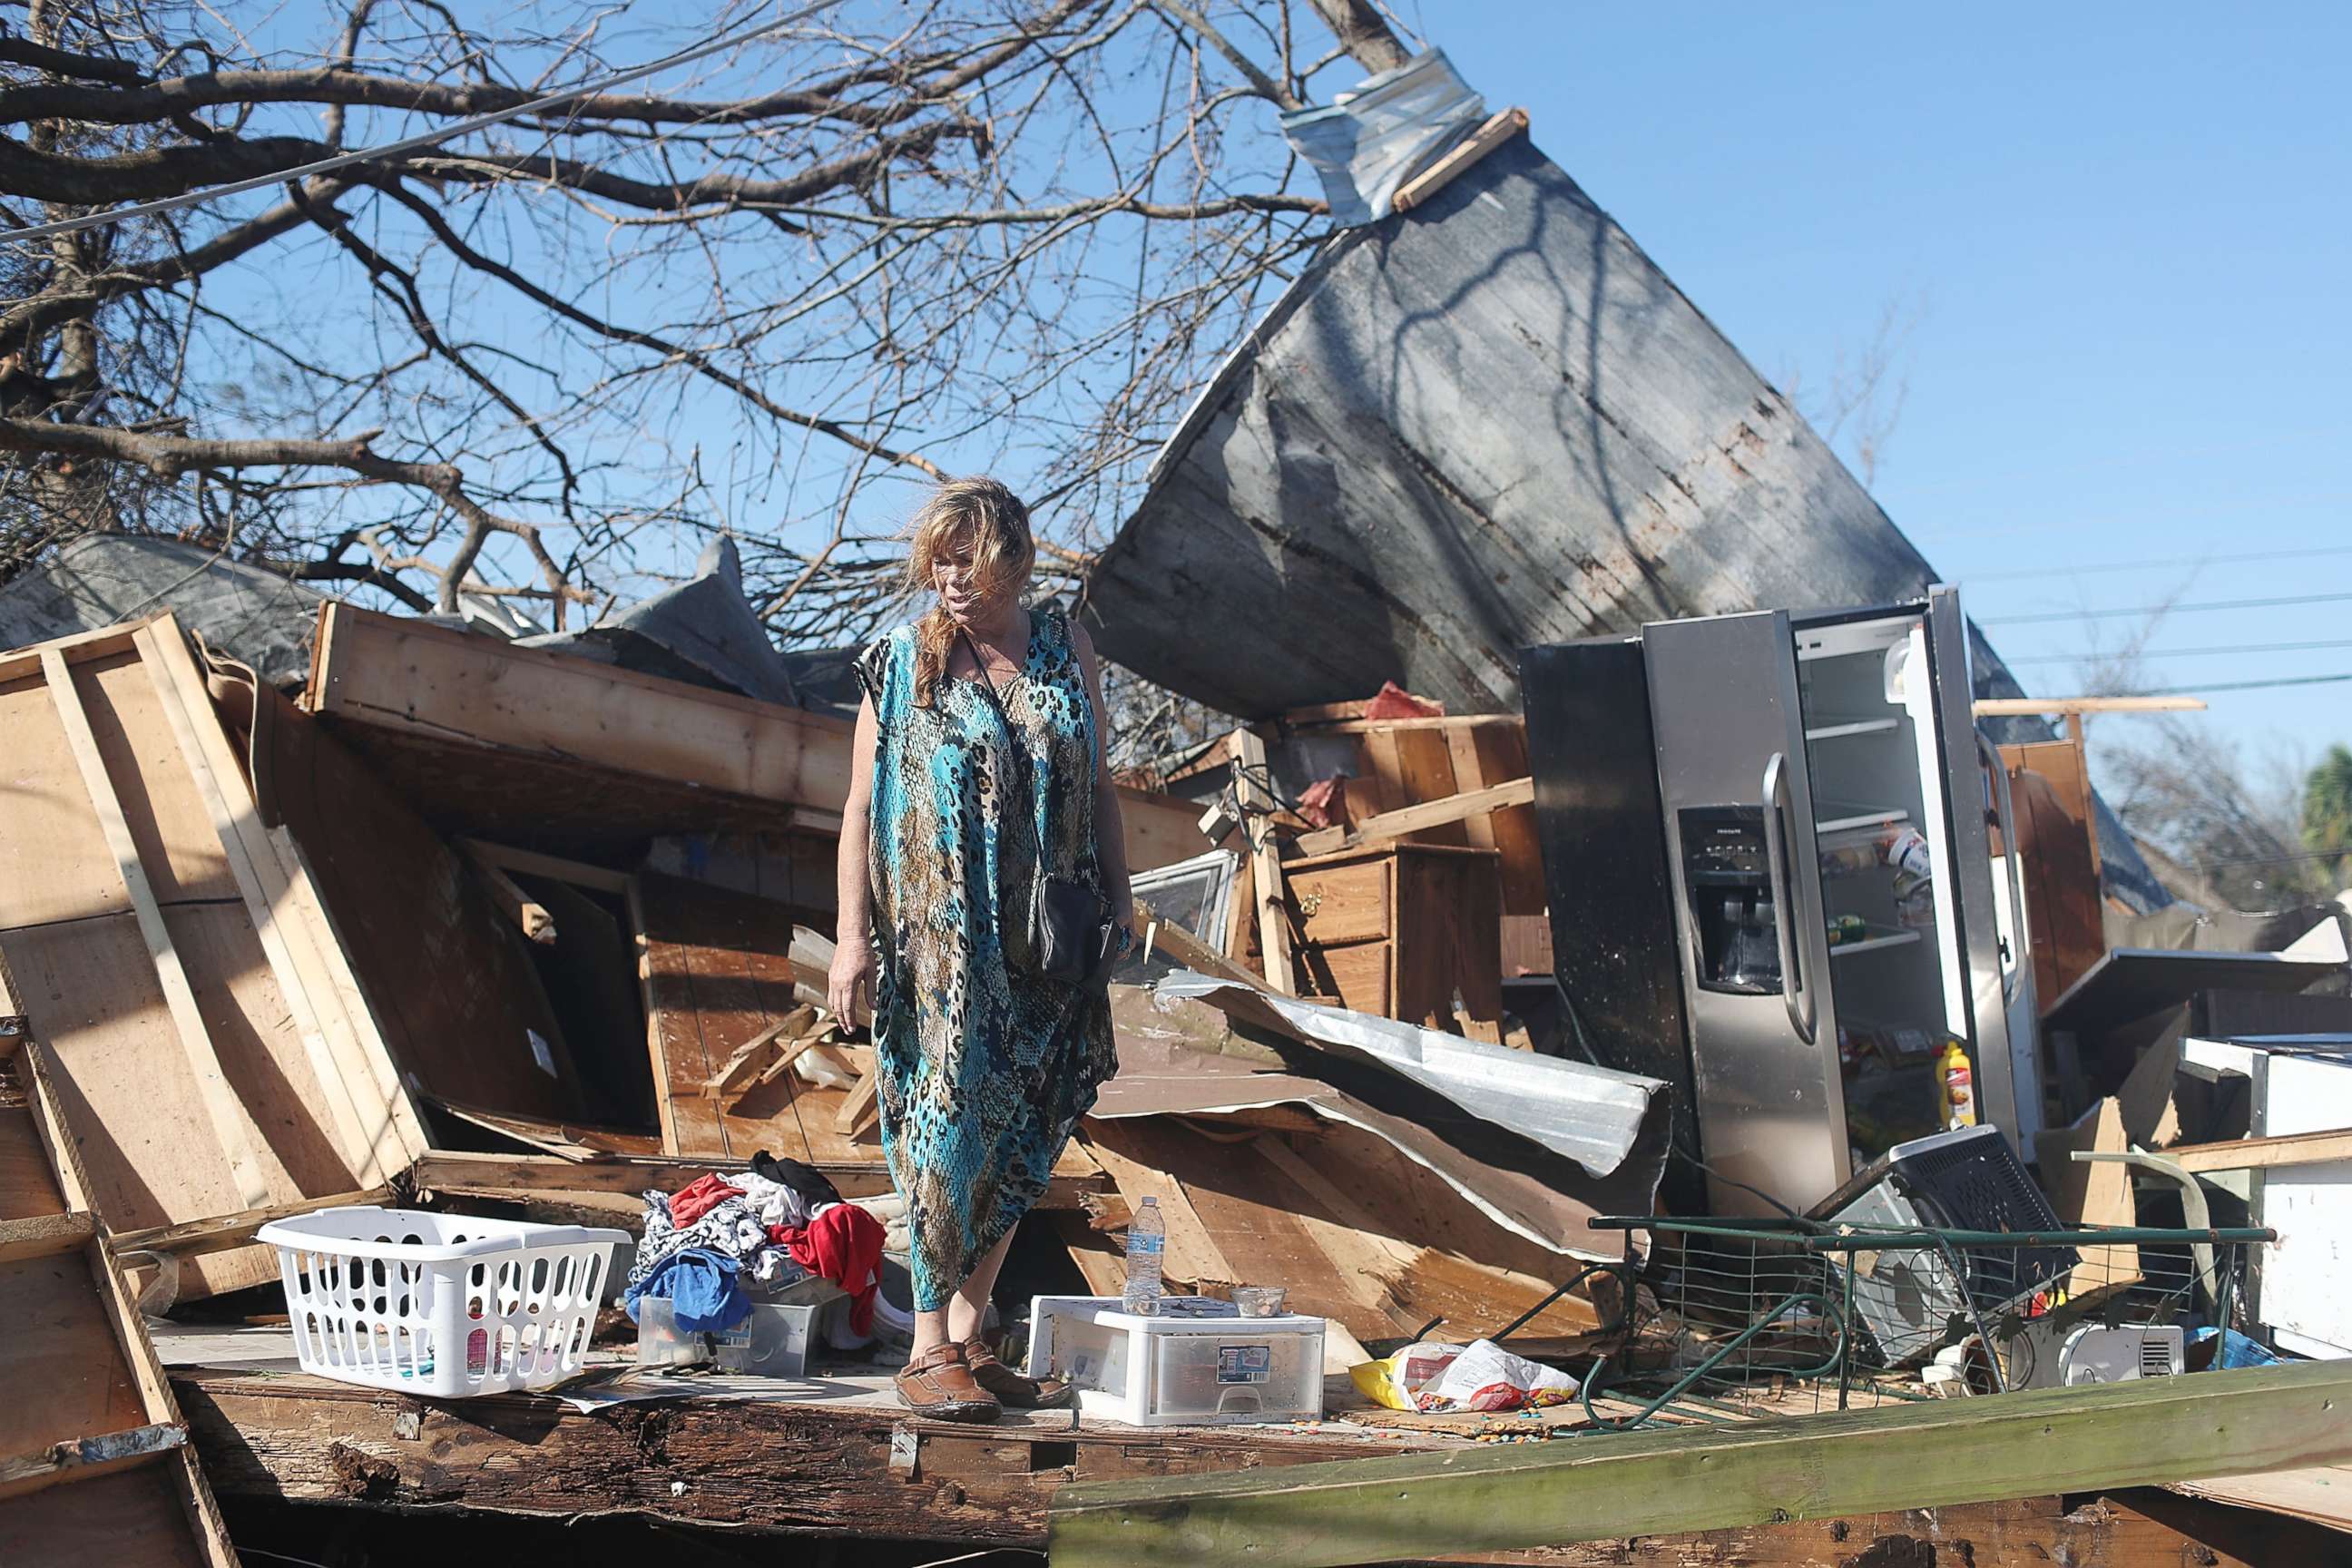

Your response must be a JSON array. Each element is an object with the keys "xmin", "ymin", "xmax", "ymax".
[
  {"xmin": 1288, "ymin": 858, "xmax": 1390, "ymax": 946},
  {"xmin": 1300, "ymin": 938, "xmax": 1390, "ymax": 1016}
]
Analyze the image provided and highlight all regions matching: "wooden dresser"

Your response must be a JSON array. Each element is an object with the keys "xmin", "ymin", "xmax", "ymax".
[{"xmin": 1254, "ymin": 842, "xmax": 1503, "ymax": 1034}]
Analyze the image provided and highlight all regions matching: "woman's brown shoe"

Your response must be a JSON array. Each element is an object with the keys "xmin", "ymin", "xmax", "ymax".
[
  {"xmin": 895, "ymin": 1344, "xmax": 1002, "ymax": 1423},
  {"xmin": 964, "ymin": 1336, "xmax": 1074, "ymax": 1409}
]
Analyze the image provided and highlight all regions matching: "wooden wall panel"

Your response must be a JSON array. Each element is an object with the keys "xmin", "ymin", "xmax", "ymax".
[
  {"xmin": 0, "ymin": 1031, "xmax": 239, "ymax": 1564},
  {"xmin": 2000, "ymin": 740, "xmax": 2107, "ymax": 1011},
  {"xmin": 0, "ymin": 622, "xmax": 406, "ymax": 1296},
  {"xmin": 257, "ymin": 685, "xmax": 586, "ymax": 1125}
]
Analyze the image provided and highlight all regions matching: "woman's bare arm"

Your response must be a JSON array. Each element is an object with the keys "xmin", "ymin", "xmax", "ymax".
[
  {"xmin": 828, "ymin": 693, "xmax": 880, "ymax": 1025},
  {"xmin": 1071, "ymin": 622, "xmax": 1134, "ymax": 929}
]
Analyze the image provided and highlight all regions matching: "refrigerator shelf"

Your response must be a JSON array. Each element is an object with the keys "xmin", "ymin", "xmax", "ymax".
[
  {"xmin": 1803, "ymin": 715, "xmax": 1901, "ymax": 741},
  {"xmin": 1815, "ymin": 803, "xmax": 1912, "ymax": 838},
  {"xmin": 1827, "ymin": 926, "xmax": 1924, "ymax": 959}
]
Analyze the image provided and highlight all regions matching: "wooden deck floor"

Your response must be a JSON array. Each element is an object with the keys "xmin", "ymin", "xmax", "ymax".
[{"xmin": 158, "ymin": 1327, "xmax": 2345, "ymax": 1563}]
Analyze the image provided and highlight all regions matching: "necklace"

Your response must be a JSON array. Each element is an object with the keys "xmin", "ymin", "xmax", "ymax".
[{"xmin": 956, "ymin": 610, "xmax": 1028, "ymax": 683}]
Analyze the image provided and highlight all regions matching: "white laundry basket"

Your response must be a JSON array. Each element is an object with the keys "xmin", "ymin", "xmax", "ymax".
[{"xmin": 257, "ymin": 1206, "xmax": 627, "ymax": 1397}]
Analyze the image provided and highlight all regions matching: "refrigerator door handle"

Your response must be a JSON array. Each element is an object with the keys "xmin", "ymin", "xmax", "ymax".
[
  {"xmin": 1762, "ymin": 750, "xmax": 1817, "ymax": 1044},
  {"xmin": 1976, "ymin": 729, "xmax": 2031, "ymax": 1004}
]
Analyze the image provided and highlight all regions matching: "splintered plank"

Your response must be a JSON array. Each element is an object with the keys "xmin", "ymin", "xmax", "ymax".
[
  {"xmin": 1230, "ymin": 730, "xmax": 1295, "ymax": 994},
  {"xmin": 1048, "ymin": 1360, "xmax": 2352, "ymax": 1568}
]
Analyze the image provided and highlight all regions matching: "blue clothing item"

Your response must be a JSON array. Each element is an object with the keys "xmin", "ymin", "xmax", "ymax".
[
  {"xmin": 624, "ymin": 1247, "xmax": 750, "ymax": 1332},
  {"xmin": 2190, "ymin": 1326, "xmax": 2286, "ymax": 1370},
  {"xmin": 852, "ymin": 604, "xmax": 1117, "ymax": 1310}
]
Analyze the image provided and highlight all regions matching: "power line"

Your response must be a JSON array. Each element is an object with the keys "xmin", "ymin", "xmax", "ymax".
[
  {"xmin": 2006, "ymin": 638, "xmax": 2352, "ymax": 664},
  {"xmin": 1980, "ymin": 592, "xmax": 2352, "ymax": 626},
  {"xmin": 2133, "ymin": 671, "xmax": 2352, "ymax": 696},
  {"xmin": 0, "ymin": 1, "xmax": 836, "ymax": 246},
  {"xmin": 1963, "ymin": 542, "xmax": 2352, "ymax": 583}
]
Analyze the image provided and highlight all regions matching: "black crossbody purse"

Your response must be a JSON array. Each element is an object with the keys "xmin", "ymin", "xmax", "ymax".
[{"xmin": 958, "ymin": 625, "xmax": 1122, "ymax": 992}]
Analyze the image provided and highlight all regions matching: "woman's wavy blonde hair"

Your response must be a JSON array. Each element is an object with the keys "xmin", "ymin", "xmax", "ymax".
[{"xmin": 905, "ymin": 476, "xmax": 1036, "ymax": 709}]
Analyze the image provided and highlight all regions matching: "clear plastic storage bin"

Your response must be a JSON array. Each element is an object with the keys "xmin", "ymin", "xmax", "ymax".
[{"xmin": 713, "ymin": 1301, "xmax": 820, "ymax": 1376}]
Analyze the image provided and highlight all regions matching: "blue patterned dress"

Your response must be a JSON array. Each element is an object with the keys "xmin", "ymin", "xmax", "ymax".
[{"xmin": 853, "ymin": 603, "xmax": 1117, "ymax": 1309}]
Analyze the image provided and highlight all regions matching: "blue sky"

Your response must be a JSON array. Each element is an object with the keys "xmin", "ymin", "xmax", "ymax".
[
  {"xmin": 1435, "ymin": 2, "xmax": 2349, "ymax": 773},
  {"xmin": 151, "ymin": 3, "xmax": 2346, "ymax": 781}
]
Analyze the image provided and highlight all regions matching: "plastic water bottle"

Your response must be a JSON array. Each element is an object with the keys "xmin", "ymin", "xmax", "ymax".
[{"xmin": 1123, "ymin": 1196, "xmax": 1165, "ymax": 1316}]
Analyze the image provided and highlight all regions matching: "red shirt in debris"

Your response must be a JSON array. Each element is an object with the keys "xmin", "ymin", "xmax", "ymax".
[
  {"xmin": 773, "ymin": 1204, "xmax": 887, "ymax": 1334},
  {"xmin": 668, "ymin": 1173, "xmax": 744, "ymax": 1227}
]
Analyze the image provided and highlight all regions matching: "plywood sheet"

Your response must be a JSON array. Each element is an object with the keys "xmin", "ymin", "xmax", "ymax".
[
  {"xmin": 0, "ymin": 1466, "xmax": 214, "ymax": 1568},
  {"xmin": 73, "ymin": 654, "xmax": 240, "ymax": 906},
  {"xmin": 0, "ymin": 1030, "xmax": 237, "ymax": 1566},
  {"xmin": 257, "ymin": 684, "xmax": 585, "ymax": 1124},
  {"xmin": 0, "ymin": 625, "xmax": 394, "ymax": 1297},
  {"xmin": 2, "ymin": 917, "xmax": 252, "ymax": 1229},
  {"xmin": 0, "ymin": 1249, "xmax": 149, "ymax": 1455},
  {"xmin": 0, "ymin": 675, "xmax": 129, "ymax": 930}
]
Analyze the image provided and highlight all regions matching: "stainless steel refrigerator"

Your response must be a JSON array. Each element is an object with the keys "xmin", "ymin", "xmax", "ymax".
[{"xmin": 1522, "ymin": 588, "xmax": 2039, "ymax": 1217}]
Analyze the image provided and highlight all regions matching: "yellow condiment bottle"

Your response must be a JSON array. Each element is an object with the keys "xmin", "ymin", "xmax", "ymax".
[{"xmin": 1936, "ymin": 1041, "xmax": 1977, "ymax": 1130}]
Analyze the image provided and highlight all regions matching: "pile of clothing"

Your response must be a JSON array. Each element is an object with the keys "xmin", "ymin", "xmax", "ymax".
[{"xmin": 623, "ymin": 1152, "xmax": 889, "ymax": 1338}]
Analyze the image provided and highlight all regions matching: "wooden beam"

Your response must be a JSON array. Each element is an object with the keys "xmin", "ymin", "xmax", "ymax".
[
  {"xmin": 1293, "ymin": 775, "xmax": 1534, "ymax": 857},
  {"xmin": 700, "ymin": 1009, "xmax": 813, "ymax": 1099},
  {"xmin": 0, "ymin": 621, "xmax": 143, "ymax": 684},
  {"xmin": 1393, "ymin": 108, "xmax": 1530, "ymax": 214},
  {"xmin": 308, "ymin": 603, "xmax": 854, "ymax": 810},
  {"xmin": 407, "ymin": 1150, "xmax": 1105, "ymax": 1209},
  {"xmin": 1288, "ymin": 714, "xmax": 1523, "ymax": 737},
  {"xmin": 2162, "ymin": 1127, "xmax": 2352, "ymax": 1175},
  {"xmin": 1230, "ymin": 729, "xmax": 1295, "ymax": 994},
  {"xmin": 110, "ymin": 1187, "xmax": 393, "ymax": 1261},
  {"xmin": 39, "ymin": 648, "xmax": 275, "ymax": 1209},
  {"xmin": 459, "ymin": 840, "xmax": 557, "ymax": 944},
  {"xmin": 456, "ymin": 838, "xmax": 634, "ymax": 896},
  {"xmin": 1046, "ymin": 1360, "xmax": 2352, "ymax": 1568},
  {"xmin": 134, "ymin": 618, "xmax": 405, "ymax": 1181},
  {"xmin": 162, "ymin": 1375, "xmax": 2334, "ymax": 1563},
  {"xmin": 1974, "ymin": 697, "xmax": 2208, "ymax": 716},
  {"xmin": 1132, "ymin": 898, "xmax": 1264, "ymax": 989},
  {"xmin": 0, "ymin": 1210, "xmax": 96, "ymax": 1265},
  {"xmin": 832, "ymin": 1068, "xmax": 881, "ymax": 1142},
  {"xmin": 168, "ymin": 1364, "xmax": 1411, "ymax": 1547}
]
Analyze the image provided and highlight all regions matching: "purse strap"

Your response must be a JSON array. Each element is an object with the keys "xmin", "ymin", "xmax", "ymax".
[{"xmin": 956, "ymin": 623, "xmax": 1034, "ymax": 792}]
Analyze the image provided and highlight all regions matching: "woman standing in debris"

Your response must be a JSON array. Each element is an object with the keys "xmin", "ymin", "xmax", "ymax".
[{"xmin": 830, "ymin": 476, "xmax": 1135, "ymax": 1421}]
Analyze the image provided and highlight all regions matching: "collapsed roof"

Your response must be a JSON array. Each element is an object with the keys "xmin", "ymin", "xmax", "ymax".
[{"xmin": 1082, "ymin": 129, "xmax": 2167, "ymax": 910}]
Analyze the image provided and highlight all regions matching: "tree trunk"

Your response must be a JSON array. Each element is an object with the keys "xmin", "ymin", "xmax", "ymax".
[{"xmin": 1303, "ymin": 0, "xmax": 1411, "ymax": 73}]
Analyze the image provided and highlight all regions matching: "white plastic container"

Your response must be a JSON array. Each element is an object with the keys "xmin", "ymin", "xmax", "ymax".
[
  {"xmin": 1025, "ymin": 1295, "xmax": 1324, "ymax": 1426},
  {"xmin": 258, "ymin": 1206, "xmax": 627, "ymax": 1397}
]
